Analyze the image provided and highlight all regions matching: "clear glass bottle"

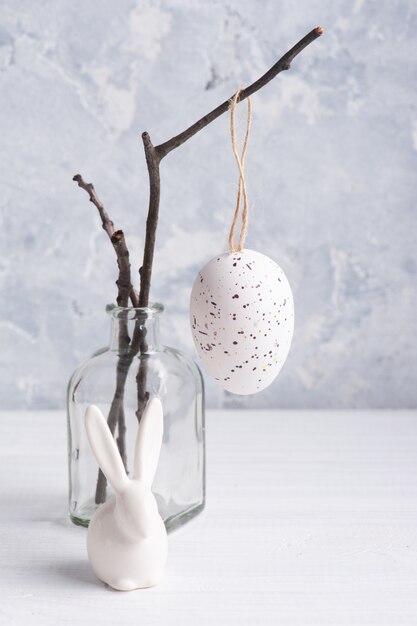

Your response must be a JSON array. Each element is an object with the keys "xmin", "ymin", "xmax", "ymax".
[{"xmin": 67, "ymin": 303, "xmax": 205, "ymax": 532}]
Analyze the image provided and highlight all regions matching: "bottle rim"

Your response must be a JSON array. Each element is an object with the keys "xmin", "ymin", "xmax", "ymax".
[{"xmin": 106, "ymin": 302, "xmax": 164, "ymax": 320}]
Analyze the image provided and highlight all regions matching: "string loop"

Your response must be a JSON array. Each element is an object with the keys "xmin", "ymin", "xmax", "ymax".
[{"xmin": 228, "ymin": 89, "xmax": 252, "ymax": 253}]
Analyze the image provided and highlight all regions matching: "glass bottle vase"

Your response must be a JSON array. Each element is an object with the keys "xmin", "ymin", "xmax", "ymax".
[{"xmin": 67, "ymin": 303, "xmax": 205, "ymax": 532}]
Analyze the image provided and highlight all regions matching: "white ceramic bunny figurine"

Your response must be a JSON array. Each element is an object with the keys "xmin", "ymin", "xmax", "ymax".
[{"xmin": 84, "ymin": 398, "xmax": 168, "ymax": 590}]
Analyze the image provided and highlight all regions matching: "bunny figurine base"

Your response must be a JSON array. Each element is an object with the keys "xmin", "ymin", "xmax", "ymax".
[{"xmin": 84, "ymin": 398, "xmax": 168, "ymax": 591}]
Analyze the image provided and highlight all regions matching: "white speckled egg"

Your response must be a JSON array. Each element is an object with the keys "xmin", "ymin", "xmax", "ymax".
[{"xmin": 189, "ymin": 249, "xmax": 294, "ymax": 395}]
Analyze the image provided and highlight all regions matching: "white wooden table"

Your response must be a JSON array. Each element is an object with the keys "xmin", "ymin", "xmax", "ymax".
[{"xmin": 1, "ymin": 410, "xmax": 416, "ymax": 625}]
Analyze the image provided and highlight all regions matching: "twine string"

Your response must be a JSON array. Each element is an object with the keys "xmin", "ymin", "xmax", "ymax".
[{"xmin": 228, "ymin": 89, "xmax": 252, "ymax": 253}]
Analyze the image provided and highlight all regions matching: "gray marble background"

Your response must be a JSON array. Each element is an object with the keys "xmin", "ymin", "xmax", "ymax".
[{"xmin": 1, "ymin": 0, "xmax": 416, "ymax": 409}]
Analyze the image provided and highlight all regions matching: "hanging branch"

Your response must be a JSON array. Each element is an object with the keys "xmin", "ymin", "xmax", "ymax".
[
  {"xmin": 133, "ymin": 26, "xmax": 323, "ymax": 433},
  {"xmin": 137, "ymin": 26, "xmax": 323, "ymax": 308}
]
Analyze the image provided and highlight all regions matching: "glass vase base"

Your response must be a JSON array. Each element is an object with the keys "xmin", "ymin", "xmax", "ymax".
[{"xmin": 70, "ymin": 498, "xmax": 205, "ymax": 534}]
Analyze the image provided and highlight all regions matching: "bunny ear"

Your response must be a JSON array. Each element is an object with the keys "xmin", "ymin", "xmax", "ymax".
[
  {"xmin": 85, "ymin": 405, "xmax": 128, "ymax": 494},
  {"xmin": 133, "ymin": 398, "xmax": 164, "ymax": 484}
]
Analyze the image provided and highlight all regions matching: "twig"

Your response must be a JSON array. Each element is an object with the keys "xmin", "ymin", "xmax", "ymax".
[
  {"xmin": 73, "ymin": 174, "xmax": 141, "ymax": 501},
  {"xmin": 132, "ymin": 27, "xmax": 323, "ymax": 432},
  {"xmin": 137, "ymin": 26, "xmax": 323, "ymax": 307},
  {"xmin": 156, "ymin": 27, "xmax": 323, "ymax": 159},
  {"xmin": 116, "ymin": 405, "xmax": 127, "ymax": 468},
  {"xmin": 72, "ymin": 174, "xmax": 139, "ymax": 308},
  {"xmin": 94, "ymin": 319, "xmax": 150, "ymax": 502},
  {"xmin": 138, "ymin": 135, "xmax": 160, "ymax": 307},
  {"xmin": 94, "ymin": 353, "xmax": 133, "ymax": 501}
]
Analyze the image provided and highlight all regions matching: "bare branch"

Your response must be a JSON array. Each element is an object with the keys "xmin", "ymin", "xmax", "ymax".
[
  {"xmin": 73, "ymin": 174, "xmax": 141, "ymax": 498},
  {"xmin": 137, "ymin": 134, "xmax": 160, "ymax": 307},
  {"xmin": 72, "ymin": 174, "xmax": 115, "ymax": 238},
  {"xmin": 156, "ymin": 27, "xmax": 323, "ymax": 160},
  {"xmin": 73, "ymin": 174, "xmax": 139, "ymax": 308},
  {"xmin": 137, "ymin": 27, "xmax": 323, "ymax": 307}
]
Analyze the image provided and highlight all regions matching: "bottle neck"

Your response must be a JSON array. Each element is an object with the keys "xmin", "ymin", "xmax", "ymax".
[{"xmin": 108, "ymin": 305, "xmax": 163, "ymax": 353}]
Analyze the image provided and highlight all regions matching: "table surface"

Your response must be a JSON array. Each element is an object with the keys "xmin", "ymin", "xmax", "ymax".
[{"xmin": 0, "ymin": 410, "xmax": 417, "ymax": 626}]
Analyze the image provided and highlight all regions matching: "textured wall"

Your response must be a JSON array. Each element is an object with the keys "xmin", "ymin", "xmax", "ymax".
[{"xmin": 0, "ymin": 0, "xmax": 416, "ymax": 409}]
